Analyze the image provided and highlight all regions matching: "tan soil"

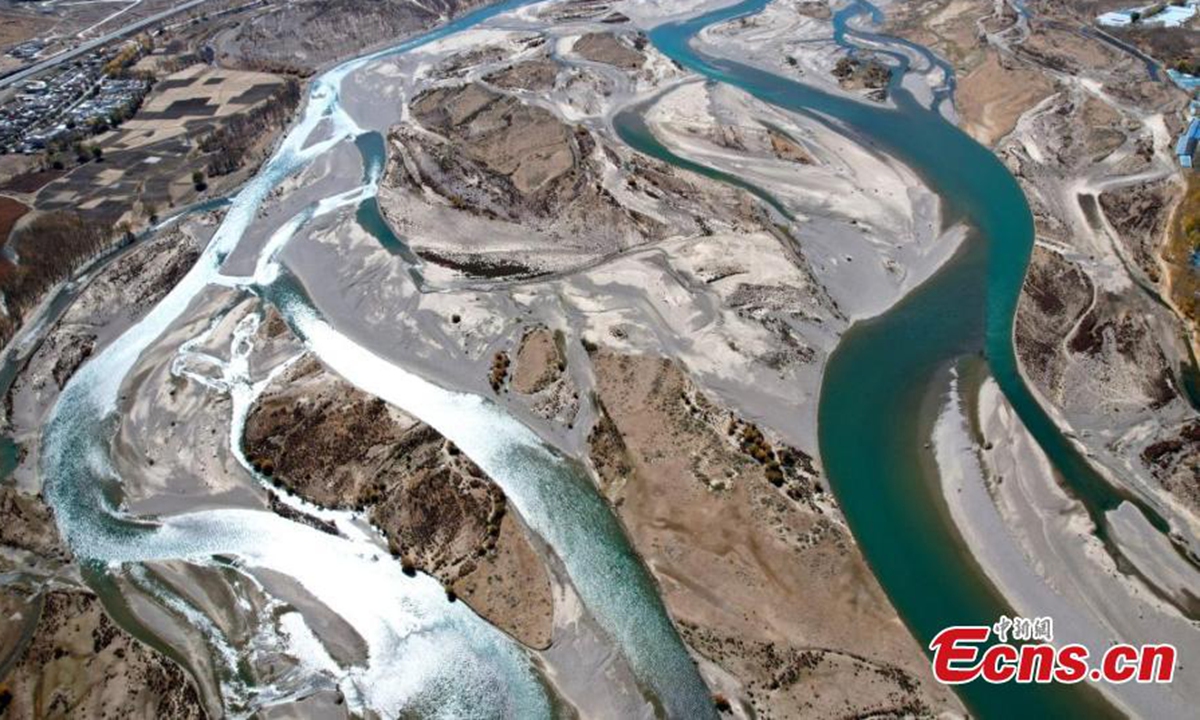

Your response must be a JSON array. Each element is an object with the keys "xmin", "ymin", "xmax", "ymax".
[
  {"xmin": 0, "ymin": 9, "xmax": 51, "ymax": 51},
  {"xmin": 956, "ymin": 50, "xmax": 1056, "ymax": 147},
  {"xmin": 766, "ymin": 129, "xmax": 812, "ymax": 164},
  {"xmin": 242, "ymin": 357, "xmax": 554, "ymax": 648},
  {"xmin": 0, "ymin": 157, "xmax": 38, "ymax": 189},
  {"xmin": 572, "ymin": 32, "xmax": 644, "ymax": 70},
  {"xmin": 586, "ymin": 350, "xmax": 961, "ymax": 718},
  {"xmin": 1018, "ymin": 20, "xmax": 1125, "ymax": 74},
  {"xmin": 886, "ymin": 0, "xmax": 993, "ymax": 67},
  {"xmin": 485, "ymin": 58, "xmax": 559, "ymax": 92},
  {"xmin": 0, "ymin": 589, "xmax": 205, "ymax": 720},
  {"xmin": 511, "ymin": 327, "xmax": 564, "ymax": 395},
  {"xmin": 411, "ymin": 83, "xmax": 574, "ymax": 195}
]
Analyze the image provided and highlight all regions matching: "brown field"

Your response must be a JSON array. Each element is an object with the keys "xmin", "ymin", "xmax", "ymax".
[
  {"xmin": 886, "ymin": 0, "xmax": 993, "ymax": 70},
  {"xmin": 0, "ymin": 6, "xmax": 52, "ymax": 76},
  {"xmin": 31, "ymin": 64, "xmax": 291, "ymax": 227},
  {"xmin": 0, "ymin": 195, "xmax": 29, "ymax": 250},
  {"xmin": 105, "ymin": 64, "xmax": 285, "ymax": 150},
  {"xmin": 0, "ymin": 7, "xmax": 51, "ymax": 51},
  {"xmin": 957, "ymin": 50, "xmax": 1056, "ymax": 146}
]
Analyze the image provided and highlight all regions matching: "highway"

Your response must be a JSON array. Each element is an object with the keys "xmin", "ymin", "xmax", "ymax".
[{"xmin": 0, "ymin": 0, "xmax": 213, "ymax": 91}]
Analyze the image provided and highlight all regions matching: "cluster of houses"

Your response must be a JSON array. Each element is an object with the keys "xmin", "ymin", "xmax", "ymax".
[
  {"xmin": 0, "ymin": 48, "xmax": 148, "ymax": 155},
  {"xmin": 1092, "ymin": 3, "xmax": 1199, "ymax": 170},
  {"xmin": 6, "ymin": 39, "xmax": 47, "ymax": 62},
  {"xmin": 1098, "ymin": 1, "xmax": 1200, "ymax": 28},
  {"xmin": 1179, "ymin": 118, "xmax": 1199, "ymax": 169}
]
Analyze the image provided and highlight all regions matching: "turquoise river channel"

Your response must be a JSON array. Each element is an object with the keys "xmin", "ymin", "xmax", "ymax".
[{"xmin": 633, "ymin": 0, "xmax": 1180, "ymax": 717}]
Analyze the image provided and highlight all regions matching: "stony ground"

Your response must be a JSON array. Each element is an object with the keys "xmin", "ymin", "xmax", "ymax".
[{"xmin": 242, "ymin": 356, "xmax": 555, "ymax": 648}]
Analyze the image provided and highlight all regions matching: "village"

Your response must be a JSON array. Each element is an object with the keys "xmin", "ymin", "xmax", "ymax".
[{"xmin": 0, "ymin": 42, "xmax": 151, "ymax": 157}]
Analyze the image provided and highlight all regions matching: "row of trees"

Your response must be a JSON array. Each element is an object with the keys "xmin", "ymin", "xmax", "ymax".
[
  {"xmin": 42, "ymin": 142, "xmax": 103, "ymax": 170},
  {"xmin": 198, "ymin": 78, "xmax": 302, "ymax": 176},
  {"xmin": 0, "ymin": 211, "xmax": 114, "ymax": 346}
]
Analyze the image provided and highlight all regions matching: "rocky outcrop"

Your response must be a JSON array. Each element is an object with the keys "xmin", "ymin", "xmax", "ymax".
[
  {"xmin": 409, "ymin": 83, "xmax": 577, "ymax": 198},
  {"xmin": 383, "ymin": 80, "xmax": 674, "ymax": 277},
  {"xmin": 1140, "ymin": 421, "xmax": 1200, "ymax": 515},
  {"xmin": 1100, "ymin": 180, "xmax": 1176, "ymax": 282},
  {"xmin": 485, "ymin": 58, "xmax": 559, "ymax": 92},
  {"xmin": 1015, "ymin": 246, "xmax": 1094, "ymax": 394},
  {"xmin": 0, "ymin": 486, "xmax": 69, "ymax": 562},
  {"xmin": 399, "ymin": 82, "xmax": 661, "ymax": 238},
  {"xmin": 509, "ymin": 326, "xmax": 579, "ymax": 425},
  {"xmin": 241, "ymin": 357, "xmax": 554, "ymax": 648},
  {"xmin": 221, "ymin": 0, "xmax": 491, "ymax": 73}
]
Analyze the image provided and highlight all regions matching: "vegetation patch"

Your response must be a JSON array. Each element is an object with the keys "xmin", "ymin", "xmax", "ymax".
[
  {"xmin": 1165, "ymin": 174, "xmax": 1200, "ymax": 351},
  {"xmin": 0, "ymin": 210, "xmax": 113, "ymax": 346}
]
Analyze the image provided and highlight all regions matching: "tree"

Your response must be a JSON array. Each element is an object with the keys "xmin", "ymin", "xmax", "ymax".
[
  {"xmin": 91, "ymin": 145, "xmax": 103, "ymax": 161},
  {"xmin": 192, "ymin": 170, "xmax": 207, "ymax": 191}
]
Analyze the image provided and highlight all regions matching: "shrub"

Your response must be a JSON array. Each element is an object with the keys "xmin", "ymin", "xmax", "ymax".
[{"xmin": 713, "ymin": 694, "xmax": 731, "ymax": 712}]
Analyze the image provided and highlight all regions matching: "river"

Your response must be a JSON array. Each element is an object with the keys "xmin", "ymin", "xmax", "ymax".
[
  {"xmin": 28, "ymin": 0, "xmax": 1183, "ymax": 717},
  {"xmin": 641, "ymin": 0, "xmax": 1170, "ymax": 717},
  {"xmin": 39, "ymin": 1, "xmax": 714, "ymax": 717}
]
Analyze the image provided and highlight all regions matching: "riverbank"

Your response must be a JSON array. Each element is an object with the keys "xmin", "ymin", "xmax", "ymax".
[
  {"xmin": 896, "ymin": 0, "xmax": 1200, "ymax": 632},
  {"xmin": 214, "ymin": 0, "xmax": 971, "ymax": 713},
  {"xmin": 10, "ymin": 1, "xmax": 1194, "ymax": 718},
  {"xmin": 935, "ymin": 367, "xmax": 1200, "ymax": 718}
]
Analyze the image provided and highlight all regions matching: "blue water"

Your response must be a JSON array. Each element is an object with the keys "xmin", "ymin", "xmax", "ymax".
[
  {"xmin": 640, "ymin": 0, "xmax": 1158, "ymax": 716},
  {"xmin": 37, "ymin": 1, "xmax": 716, "ymax": 717}
]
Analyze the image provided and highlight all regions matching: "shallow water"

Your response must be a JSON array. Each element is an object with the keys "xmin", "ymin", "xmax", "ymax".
[
  {"xmin": 31, "ymin": 0, "xmax": 1185, "ymax": 716},
  {"xmin": 643, "ymin": 0, "xmax": 1154, "ymax": 716},
  {"xmin": 38, "ymin": 1, "xmax": 713, "ymax": 717}
]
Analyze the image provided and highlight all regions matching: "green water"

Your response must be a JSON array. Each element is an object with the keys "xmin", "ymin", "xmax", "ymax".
[
  {"xmin": 614, "ymin": 104, "xmax": 793, "ymax": 220},
  {"xmin": 642, "ymin": 1, "xmax": 1144, "ymax": 716}
]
